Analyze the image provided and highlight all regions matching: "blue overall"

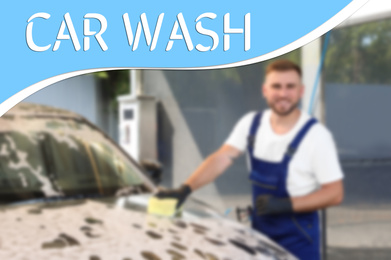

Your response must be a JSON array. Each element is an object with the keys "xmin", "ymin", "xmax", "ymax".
[{"xmin": 248, "ymin": 112, "xmax": 320, "ymax": 260}]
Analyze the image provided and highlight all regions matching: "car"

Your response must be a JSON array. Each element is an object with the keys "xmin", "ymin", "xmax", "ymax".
[{"xmin": 0, "ymin": 102, "xmax": 297, "ymax": 260}]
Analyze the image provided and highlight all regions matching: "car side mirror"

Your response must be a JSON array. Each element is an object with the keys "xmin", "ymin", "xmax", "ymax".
[{"xmin": 140, "ymin": 159, "xmax": 163, "ymax": 185}]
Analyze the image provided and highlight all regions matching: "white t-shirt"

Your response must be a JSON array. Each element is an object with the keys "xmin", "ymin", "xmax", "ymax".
[{"xmin": 225, "ymin": 109, "xmax": 344, "ymax": 197}]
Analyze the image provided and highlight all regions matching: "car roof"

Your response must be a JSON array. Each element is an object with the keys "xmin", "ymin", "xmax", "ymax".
[{"xmin": 3, "ymin": 102, "xmax": 84, "ymax": 120}]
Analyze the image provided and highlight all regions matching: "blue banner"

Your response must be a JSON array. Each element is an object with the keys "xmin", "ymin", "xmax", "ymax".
[{"xmin": 0, "ymin": 0, "xmax": 368, "ymax": 114}]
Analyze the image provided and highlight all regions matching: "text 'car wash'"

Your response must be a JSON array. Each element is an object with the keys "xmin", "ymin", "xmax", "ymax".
[{"xmin": 26, "ymin": 12, "xmax": 251, "ymax": 52}]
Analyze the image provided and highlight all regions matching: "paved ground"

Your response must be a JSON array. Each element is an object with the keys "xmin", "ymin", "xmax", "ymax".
[
  {"xmin": 327, "ymin": 247, "xmax": 391, "ymax": 260},
  {"xmin": 326, "ymin": 207, "xmax": 391, "ymax": 260},
  {"xmin": 326, "ymin": 163, "xmax": 391, "ymax": 259},
  {"xmin": 327, "ymin": 207, "xmax": 391, "ymax": 248}
]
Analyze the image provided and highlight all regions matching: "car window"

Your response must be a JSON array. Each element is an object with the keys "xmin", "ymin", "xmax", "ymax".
[{"xmin": 0, "ymin": 114, "xmax": 152, "ymax": 203}]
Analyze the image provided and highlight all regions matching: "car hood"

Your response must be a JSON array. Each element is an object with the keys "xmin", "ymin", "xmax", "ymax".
[{"xmin": 0, "ymin": 194, "xmax": 297, "ymax": 260}]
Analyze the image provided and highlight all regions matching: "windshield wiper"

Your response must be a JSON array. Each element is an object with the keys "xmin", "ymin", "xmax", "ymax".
[
  {"xmin": 8, "ymin": 193, "xmax": 106, "ymax": 206},
  {"xmin": 115, "ymin": 184, "xmax": 149, "ymax": 197}
]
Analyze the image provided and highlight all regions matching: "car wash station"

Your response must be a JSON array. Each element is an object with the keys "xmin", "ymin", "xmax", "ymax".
[{"xmin": 21, "ymin": 0, "xmax": 391, "ymax": 259}]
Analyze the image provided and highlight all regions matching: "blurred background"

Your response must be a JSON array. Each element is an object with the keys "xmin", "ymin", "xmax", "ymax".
[{"xmin": 23, "ymin": 0, "xmax": 391, "ymax": 259}]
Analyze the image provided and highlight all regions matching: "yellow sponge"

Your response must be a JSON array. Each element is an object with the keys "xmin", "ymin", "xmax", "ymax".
[{"xmin": 147, "ymin": 197, "xmax": 180, "ymax": 217}]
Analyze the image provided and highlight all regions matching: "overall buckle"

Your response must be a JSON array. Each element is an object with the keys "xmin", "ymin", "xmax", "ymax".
[
  {"xmin": 247, "ymin": 135, "xmax": 255, "ymax": 148},
  {"xmin": 286, "ymin": 146, "xmax": 296, "ymax": 157}
]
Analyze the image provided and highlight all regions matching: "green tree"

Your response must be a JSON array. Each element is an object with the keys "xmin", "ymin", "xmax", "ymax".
[
  {"xmin": 94, "ymin": 70, "xmax": 130, "ymax": 110},
  {"xmin": 325, "ymin": 18, "xmax": 391, "ymax": 85}
]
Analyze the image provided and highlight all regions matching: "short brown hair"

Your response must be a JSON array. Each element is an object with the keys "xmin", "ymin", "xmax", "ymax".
[{"xmin": 266, "ymin": 59, "xmax": 302, "ymax": 77}]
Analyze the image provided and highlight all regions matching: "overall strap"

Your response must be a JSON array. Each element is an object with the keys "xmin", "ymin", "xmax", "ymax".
[
  {"xmin": 247, "ymin": 112, "xmax": 262, "ymax": 155},
  {"xmin": 286, "ymin": 118, "xmax": 317, "ymax": 158}
]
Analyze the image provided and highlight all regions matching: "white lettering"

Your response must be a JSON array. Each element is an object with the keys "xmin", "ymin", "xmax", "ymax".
[
  {"xmin": 53, "ymin": 13, "xmax": 81, "ymax": 51},
  {"xmin": 245, "ymin": 13, "xmax": 251, "ymax": 51},
  {"xmin": 223, "ymin": 13, "xmax": 251, "ymax": 51},
  {"xmin": 195, "ymin": 13, "xmax": 219, "ymax": 52},
  {"xmin": 123, "ymin": 13, "xmax": 164, "ymax": 51},
  {"xmin": 166, "ymin": 13, "xmax": 193, "ymax": 51},
  {"xmin": 25, "ymin": 12, "xmax": 251, "ymax": 53},
  {"xmin": 84, "ymin": 13, "xmax": 108, "ymax": 51},
  {"xmin": 26, "ymin": 13, "xmax": 51, "ymax": 52}
]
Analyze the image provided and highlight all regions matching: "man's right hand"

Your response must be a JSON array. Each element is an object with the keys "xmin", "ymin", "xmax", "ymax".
[{"xmin": 155, "ymin": 184, "xmax": 192, "ymax": 209}]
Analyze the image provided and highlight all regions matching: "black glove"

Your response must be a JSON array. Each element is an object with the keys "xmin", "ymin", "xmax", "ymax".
[
  {"xmin": 256, "ymin": 195, "xmax": 293, "ymax": 216},
  {"xmin": 155, "ymin": 184, "xmax": 192, "ymax": 209}
]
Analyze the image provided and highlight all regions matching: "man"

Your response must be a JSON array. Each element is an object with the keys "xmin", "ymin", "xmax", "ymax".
[{"xmin": 156, "ymin": 60, "xmax": 344, "ymax": 260}]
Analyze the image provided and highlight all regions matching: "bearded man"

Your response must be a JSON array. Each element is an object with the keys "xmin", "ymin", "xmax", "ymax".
[{"xmin": 155, "ymin": 59, "xmax": 344, "ymax": 260}]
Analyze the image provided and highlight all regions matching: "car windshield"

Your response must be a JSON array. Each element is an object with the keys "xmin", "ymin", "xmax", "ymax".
[{"xmin": 0, "ymin": 104, "xmax": 154, "ymax": 204}]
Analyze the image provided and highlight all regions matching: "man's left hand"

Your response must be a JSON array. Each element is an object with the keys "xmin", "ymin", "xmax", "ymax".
[{"xmin": 256, "ymin": 195, "xmax": 293, "ymax": 216}]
